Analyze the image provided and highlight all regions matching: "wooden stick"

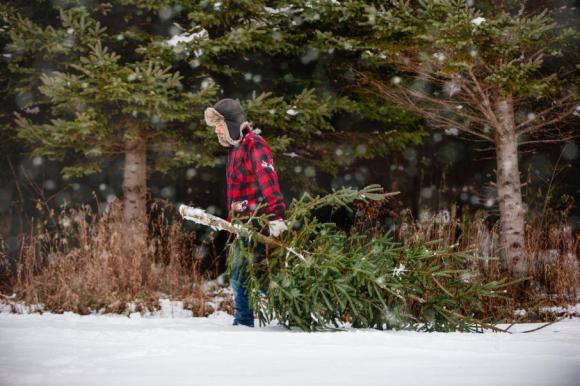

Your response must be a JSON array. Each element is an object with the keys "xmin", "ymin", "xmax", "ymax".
[
  {"xmin": 179, "ymin": 205, "xmax": 306, "ymax": 261},
  {"xmin": 179, "ymin": 205, "xmax": 282, "ymax": 246}
]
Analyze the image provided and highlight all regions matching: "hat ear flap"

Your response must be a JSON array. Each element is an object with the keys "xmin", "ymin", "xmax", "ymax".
[{"xmin": 204, "ymin": 107, "xmax": 223, "ymax": 126}]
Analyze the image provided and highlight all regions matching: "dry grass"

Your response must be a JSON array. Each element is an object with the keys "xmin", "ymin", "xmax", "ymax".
[
  {"xmin": 352, "ymin": 199, "xmax": 580, "ymax": 321},
  {"xmin": 1, "ymin": 199, "xmax": 229, "ymax": 316},
  {"xmin": 2, "ymin": 195, "xmax": 578, "ymax": 322}
]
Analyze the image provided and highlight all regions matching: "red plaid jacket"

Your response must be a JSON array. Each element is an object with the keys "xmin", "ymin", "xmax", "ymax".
[{"xmin": 226, "ymin": 129, "xmax": 286, "ymax": 222}]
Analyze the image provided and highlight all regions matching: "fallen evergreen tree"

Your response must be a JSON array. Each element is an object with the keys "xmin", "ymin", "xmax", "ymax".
[{"xmin": 181, "ymin": 185, "xmax": 517, "ymax": 332}]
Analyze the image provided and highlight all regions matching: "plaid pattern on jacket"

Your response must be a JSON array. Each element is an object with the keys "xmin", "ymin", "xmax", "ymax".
[{"xmin": 226, "ymin": 129, "xmax": 286, "ymax": 221}]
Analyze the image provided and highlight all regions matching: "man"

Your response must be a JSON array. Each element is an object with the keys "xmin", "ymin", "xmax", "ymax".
[{"xmin": 204, "ymin": 98, "xmax": 287, "ymax": 327}]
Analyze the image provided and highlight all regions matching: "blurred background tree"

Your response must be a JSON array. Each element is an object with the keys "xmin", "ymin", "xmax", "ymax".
[
  {"xmin": 304, "ymin": 0, "xmax": 579, "ymax": 275},
  {"xmin": 0, "ymin": 0, "xmax": 578, "ymax": 274},
  {"xmin": 0, "ymin": 0, "xmax": 424, "ymax": 239}
]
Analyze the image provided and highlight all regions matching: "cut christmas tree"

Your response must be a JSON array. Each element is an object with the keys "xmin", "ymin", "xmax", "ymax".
[{"xmin": 181, "ymin": 185, "xmax": 518, "ymax": 332}]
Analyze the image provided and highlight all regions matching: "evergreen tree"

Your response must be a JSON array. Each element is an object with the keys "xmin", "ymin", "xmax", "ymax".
[
  {"xmin": 1, "ymin": 0, "xmax": 431, "ymax": 240},
  {"xmin": 307, "ymin": 0, "xmax": 579, "ymax": 275},
  {"xmin": 3, "ymin": 2, "xmax": 215, "ymax": 243},
  {"xmin": 224, "ymin": 185, "xmax": 513, "ymax": 332},
  {"xmin": 0, "ymin": 1, "xmax": 342, "ymax": 239},
  {"xmin": 253, "ymin": 0, "xmax": 427, "ymax": 191},
  {"xmin": 181, "ymin": 0, "xmax": 427, "ymax": 194}
]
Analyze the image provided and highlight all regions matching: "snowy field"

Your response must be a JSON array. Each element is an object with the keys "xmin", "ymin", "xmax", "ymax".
[{"xmin": 1, "ymin": 303, "xmax": 579, "ymax": 386}]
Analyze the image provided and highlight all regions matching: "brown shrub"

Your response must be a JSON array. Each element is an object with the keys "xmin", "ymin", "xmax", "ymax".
[
  {"xmin": 352, "ymin": 199, "xmax": 579, "ymax": 320},
  {"xmin": 2, "ymin": 199, "xmax": 227, "ymax": 315}
]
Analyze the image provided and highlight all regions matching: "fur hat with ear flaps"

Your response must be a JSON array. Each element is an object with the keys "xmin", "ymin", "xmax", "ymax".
[{"xmin": 204, "ymin": 98, "xmax": 249, "ymax": 147}]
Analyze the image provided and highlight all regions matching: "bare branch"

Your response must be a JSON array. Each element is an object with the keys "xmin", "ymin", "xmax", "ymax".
[
  {"xmin": 519, "ymin": 134, "xmax": 579, "ymax": 145},
  {"xmin": 405, "ymin": 88, "xmax": 490, "ymax": 125},
  {"xmin": 516, "ymin": 95, "xmax": 573, "ymax": 129},
  {"xmin": 360, "ymin": 73, "xmax": 494, "ymax": 142},
  {"xmin": 517, "ymin": 103, "xmax": 578, "ymax": 136},
  {"xmin": 467, "ymin": 68, "xmax": 500, "ymax": 129}
]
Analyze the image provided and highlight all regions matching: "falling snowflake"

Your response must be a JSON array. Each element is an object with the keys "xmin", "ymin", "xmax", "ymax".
[
  {"xmin": 301, "ymin": 48, "xmax": 320, "ymax": 64},
  {"xmin": 201, "ymin": 77, "xmax": 214, "ymax": 89},
  {"xmin": 562, "ymin": 143, "xmax": 579, "ymax": 160},
  {"xmin": 445, "ymin": 128, "xmax": 459, "ymax": 136},
  {"xmin": 304, "ymin": 166, "xmax": 316, "ymax": 177},
  {"xmin": 471, "ymin": 17, "xmax": 486, "ymax": 26},
  {"xmin": 433, "ymin": 52, "xmax": 446, "ymax": 62},
  {"xmin": 443, "ymin": 81, "xmax": 461, "ymax": 97},
  {"xmin": 44, "ymin": 180, "xmax": 56, "ymax": 190},
  {"xmin": 32, "ymin": 156, "xmax": 43, "ymax": 166}
]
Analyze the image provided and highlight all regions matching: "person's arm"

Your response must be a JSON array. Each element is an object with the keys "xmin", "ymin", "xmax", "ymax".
[
  {"xmin": 226, "ymin": 153, "xmax": 233, "ymax": 222},
  {"xmin": 249, "ymin": 136, "xmax": 286, "ymax": 220}
]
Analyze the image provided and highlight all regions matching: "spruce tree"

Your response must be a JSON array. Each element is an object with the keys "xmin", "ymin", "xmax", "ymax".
[
  {"xmin": 3, "ymin": 3, "xmax": 214, "ymax": 243},
  {"xmin": 1, "ymin": 0, "xmax": 432, "ymax": 246},
  {"xmin": 1, "ymin": 1, "xmax": 342, "ymax": 238},
  {"xmin": 243, "ymin": 0, "xmax": 427, "ymax": 191},
  {"xmin": 223, "ymin": 185, "xmax": 513, "ymax": 332},
  {"xmin": 305, "ymin": 0, "xmax": 579, "ymax": 275}
]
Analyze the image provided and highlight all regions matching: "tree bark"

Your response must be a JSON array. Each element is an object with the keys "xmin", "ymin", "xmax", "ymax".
[
  {"xmin": 122, "ymin": 137, "xmax": 148, "ymax": 244},
  {"xmin": 494, "ymin": 97, "xmax": 526, "ymax": 276}
]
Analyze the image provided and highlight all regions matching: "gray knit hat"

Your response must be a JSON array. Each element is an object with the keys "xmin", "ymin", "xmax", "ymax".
[{"xmin": 204, "ymin": 98, "xmax": 248, "ymax": 147}]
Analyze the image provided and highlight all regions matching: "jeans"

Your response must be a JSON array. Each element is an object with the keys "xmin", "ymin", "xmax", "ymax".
[{"xmin": 229, "ymin": 237, "xmax": 265, "ymax": 327}]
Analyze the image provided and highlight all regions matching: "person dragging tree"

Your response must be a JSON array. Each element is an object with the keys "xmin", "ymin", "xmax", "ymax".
[{"xmin": 204, "ymin": 98, "xmax": 287, "ymax": 327}]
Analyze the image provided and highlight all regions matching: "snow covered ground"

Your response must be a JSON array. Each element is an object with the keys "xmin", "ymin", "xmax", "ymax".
[{"xmin": 1, "ymin": 304, "xmax": 579, "ymax": 386}]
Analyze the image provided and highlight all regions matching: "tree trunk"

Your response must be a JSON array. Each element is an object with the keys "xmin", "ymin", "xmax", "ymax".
[
  {"xmin": 494, "ymin": 97, "xmax": 526, "ymax": 276},
  {"xmin": 122, "ymin": 137, "xmax": 148, "ymax": 244}
]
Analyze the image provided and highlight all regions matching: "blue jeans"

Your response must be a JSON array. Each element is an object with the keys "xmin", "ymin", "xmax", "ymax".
[{"xmin": 230, "ymin": 238, "xmax": 265, "ymax": 327}]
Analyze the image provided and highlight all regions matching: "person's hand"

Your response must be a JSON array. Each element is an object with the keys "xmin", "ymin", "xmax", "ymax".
[{"xmin": 268, "ymin": 219, "xmax": 288, "ymax": 237}]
